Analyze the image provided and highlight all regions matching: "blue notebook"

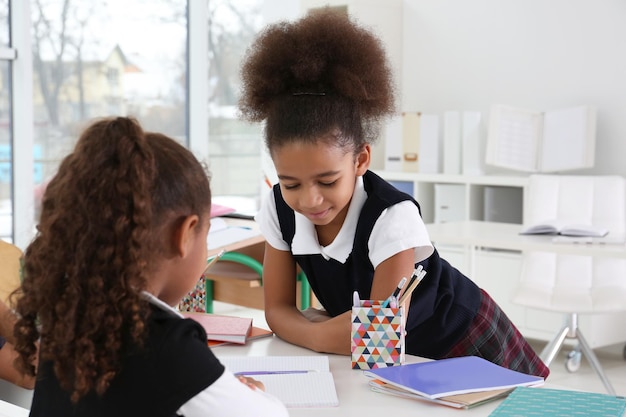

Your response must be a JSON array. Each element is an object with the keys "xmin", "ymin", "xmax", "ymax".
[
  {"xmin": 363, "ymin": 356, "xmax": 544, "ymax": 399},
  {"xmin": 489, "ymin": 386, "xmax": 626, "ymax": 416}
]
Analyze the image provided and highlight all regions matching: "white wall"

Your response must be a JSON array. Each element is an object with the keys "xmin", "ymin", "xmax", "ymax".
[{"xmin": 403, "ymin": 0, "xmax": 626, "ymax": 175}]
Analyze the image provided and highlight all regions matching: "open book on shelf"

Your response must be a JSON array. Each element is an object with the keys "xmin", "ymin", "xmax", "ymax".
[
  {"xmin": 486, "ymin": 104, "xmax": 596, "ymax": 173},
  {"xmin": 520, "ymin": 220, "xmax": 608, "ymax": 237},
  {"xmin": 363, "ymin": 356, "xmax": 544, "ymax": 400}
]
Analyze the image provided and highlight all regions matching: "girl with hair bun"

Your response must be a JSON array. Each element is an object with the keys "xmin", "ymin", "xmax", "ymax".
[
  {"xmin": 13, "ymin": 117, "xmax": 288, "ymax": 417},
  {"xmin": 241, "ymin": 9, "xmax": 549, "ymax": 378}
]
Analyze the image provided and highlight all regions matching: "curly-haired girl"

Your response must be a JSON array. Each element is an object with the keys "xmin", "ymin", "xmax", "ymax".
[
  {"xmin": 240, "ymin": 9, "xmax": 549, "ymax": 378},
  {"xmin": 13, "ymin": 117, "xmax": 288, "ymax": 416}
]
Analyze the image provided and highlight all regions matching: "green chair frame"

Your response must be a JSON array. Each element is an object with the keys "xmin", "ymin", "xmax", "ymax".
[{"xmin": 204, "ymin": 251, "xmax": 311, "ymax": 314}]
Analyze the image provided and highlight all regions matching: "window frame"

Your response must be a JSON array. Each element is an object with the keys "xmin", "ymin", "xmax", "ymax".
[{"xmin": 9, "ymin": 0, "xmax": 35, "ymax": 249}]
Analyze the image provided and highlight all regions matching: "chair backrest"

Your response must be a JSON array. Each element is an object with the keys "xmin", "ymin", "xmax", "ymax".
[
  {"xmin": 0, "ymin": 240, "xmax": 23, "ymax": 307},
  {"xmin": 515, "ymin": 174, "xmax": 626, "ymax": 313}
]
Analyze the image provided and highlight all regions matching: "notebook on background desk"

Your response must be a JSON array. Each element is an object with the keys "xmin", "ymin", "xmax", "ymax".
[{"xmin": 207, "ymin": 217, "xmax": 261, "ymax": 250}]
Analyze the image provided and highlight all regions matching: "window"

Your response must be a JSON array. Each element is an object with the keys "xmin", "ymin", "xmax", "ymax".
[
  {"xmin": 31, "ymin": 0, "xmax": 188, "ymax": 212},
  {"xmin": 0, "ymin": 0, "xmax": 13, "ymax": 242},
  {"xmin": 206, "ymin": 0, "xmax": 264, "ymax": 205},
  {"xmin": 3, "ymin": 0, "xmax": 298, "ymax": 247}
]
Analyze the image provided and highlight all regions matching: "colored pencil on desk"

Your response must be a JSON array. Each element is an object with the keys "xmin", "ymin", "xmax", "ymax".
[{"xmin": 234, "ymin": 370, "xmax": 316, "ymax": 376}]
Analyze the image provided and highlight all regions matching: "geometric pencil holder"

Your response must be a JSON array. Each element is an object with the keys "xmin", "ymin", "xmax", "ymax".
[
  {"xmin": 351, "ymin": 299, "xmax": 405, "ymax": 370},
  {"xmin": 178, "ymin": 274, "xmax": 207, "ymax": 313}
]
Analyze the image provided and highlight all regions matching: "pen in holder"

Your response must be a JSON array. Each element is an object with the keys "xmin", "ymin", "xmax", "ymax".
[{"xmin": 351, "ymin": 299, "xmax": 405, "ymax": 370}]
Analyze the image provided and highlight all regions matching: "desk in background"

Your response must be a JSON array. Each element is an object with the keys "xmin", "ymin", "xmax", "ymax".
[
  {"xmin": 425, "ymin": 221, "xmax": 626, "ymax": 348},
  {"xmin": 212, "ymin": 336, "xmax": 503, "ymax": 417},
  {"xmin": 205, "ymin": 218, "xmax": 313, "ymax": 312},
  {"xmin": 425, "ymin": 221, "xmax": 626, "ymax": 266}
]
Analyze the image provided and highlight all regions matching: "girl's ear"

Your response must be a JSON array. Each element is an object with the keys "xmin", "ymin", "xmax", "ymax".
[
  {"xmin": 355, "ymin": 144, "xmax": 371, "ymax": 176},
  {"xmin": 173, "ymin": 214, "xmax": 200, "ymax": 258}
]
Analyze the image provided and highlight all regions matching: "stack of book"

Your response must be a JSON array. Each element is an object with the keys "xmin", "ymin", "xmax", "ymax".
[{"xmin": 363, "ymin": 356, "xmax": 544, "ymax": 409}]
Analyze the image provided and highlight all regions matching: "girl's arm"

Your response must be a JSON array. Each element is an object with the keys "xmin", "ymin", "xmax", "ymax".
[
  {"xmin": 0, "ymin": 301, "xmax": 36, "ymax": 389},
  {"xmin": 262, "ymin": 243, "xmax": 352, "ymax": 355},
  {"xmin": 0, "ymin": 300, "xmax": 16, "ymax": 345},
  {"xmin": 177, "ymin": 370, "xmax": 289, "ymax": 417},
  {"xmin": 369, "ymin": 248, "xmax": 417, "ymax": 301},
  {"xmin": 0, "ymin": 340, "xmax": 35, "ymax": 389}
]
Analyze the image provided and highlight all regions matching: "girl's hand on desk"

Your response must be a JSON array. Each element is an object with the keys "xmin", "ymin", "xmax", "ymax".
[
  {"xmin": 301, "ymin": 307, "xmax": 331, "ymax": 323},
  {"xmin": 237, "ymin": 375, "xmax": 266, "ymax": 391}
]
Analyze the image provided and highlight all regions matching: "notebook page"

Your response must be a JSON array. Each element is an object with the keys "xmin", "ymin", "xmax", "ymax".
[
  {"xmin": 252, "ymin": 373, "xmax": 339, "ymax": 408},
  {"xmin": 220, "ymin": 355, "xmax": 330, "ymax": 372},
  {"xmin": 220, "ymin": 356, "xmax": 338, "ymax": 408}
]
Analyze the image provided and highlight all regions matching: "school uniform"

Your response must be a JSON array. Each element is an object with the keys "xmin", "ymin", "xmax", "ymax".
[
  {"xmin": 29, "ymin": 292, "xmax": 288, "ymax": 417},
  {"xmin": 257, "ymin": 170, "xmax": 549, "ymax": 378}
]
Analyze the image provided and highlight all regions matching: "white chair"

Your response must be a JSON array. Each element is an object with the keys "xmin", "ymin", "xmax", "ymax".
[{"xmin": 513, "ymin": 174, "xmax": 626, "ymax": 395}]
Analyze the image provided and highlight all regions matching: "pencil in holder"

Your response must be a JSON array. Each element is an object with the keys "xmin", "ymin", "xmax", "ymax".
[{"xmin": 351, "ymin": 300, "xmax": 405, "ymax": 370}]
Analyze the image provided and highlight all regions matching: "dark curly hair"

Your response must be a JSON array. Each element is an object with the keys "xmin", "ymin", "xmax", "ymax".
[
  {"xmin": 238, "ymin": 8, "xmax": 395, "ymax": 154},
  {"xmin": 12, "ymin": 116, "xmax": 211, "ymax": 402}
]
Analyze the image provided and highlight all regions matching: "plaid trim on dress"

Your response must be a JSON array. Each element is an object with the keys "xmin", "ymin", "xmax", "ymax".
[{"xmin": 443, "ymin": 289, "xmax": 550, "ymax": 378}]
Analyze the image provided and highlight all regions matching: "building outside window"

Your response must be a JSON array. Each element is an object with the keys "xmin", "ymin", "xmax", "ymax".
[{"xmin": 1, "ymin": 0, "xmax": 297, "ymax": 245}]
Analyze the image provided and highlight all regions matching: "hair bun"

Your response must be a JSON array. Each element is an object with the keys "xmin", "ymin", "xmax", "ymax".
[{"xmin": 239, "ymin": 8, "xmax": 395, "ymax": 123}]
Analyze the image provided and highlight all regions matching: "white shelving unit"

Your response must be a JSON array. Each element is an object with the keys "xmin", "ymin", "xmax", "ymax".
[
  {"xmin": 375, "ymin": 170, "xmax": 626, "ymax": 348},
  {"xmin": 375, "ymin": 171, "xmax": 528, "ymax": 224}
]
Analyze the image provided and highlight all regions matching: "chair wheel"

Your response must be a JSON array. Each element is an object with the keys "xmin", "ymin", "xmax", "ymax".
[{"xmin": 565, "ymin": 349, "xmax": 582, "ymax": 373}]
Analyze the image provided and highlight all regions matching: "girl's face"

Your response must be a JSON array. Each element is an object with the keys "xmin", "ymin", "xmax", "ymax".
[
  {"xmin": 159, "ymin": 214, "xmax": 211, "ymax": 306},
  {"xmin": 272, "ymin": 140, "xmax": 370, "ymax": 230},
  {"xmin": 182, "ymin": 218, "xmax": 211, "ymax": 295}
]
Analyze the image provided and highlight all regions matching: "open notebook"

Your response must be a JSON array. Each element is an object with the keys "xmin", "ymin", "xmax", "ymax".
[{"xmin": 219, "ymin": 356, "xmax": 339, "ymax": 408}]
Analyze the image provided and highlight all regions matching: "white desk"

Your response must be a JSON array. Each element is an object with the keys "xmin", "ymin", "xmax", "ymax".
[
  {"xmin": 212, "ymin": 336, "xmax": 503, "ymax": 416},
  {"xmin": 425, "ymin": 221, "xmax": 626, "ymax": 348},
  {"xmin": 426, "ymin": 221, "xmax": 626, "ymax": 278},
  {"xmin": 426, "ymin": 221, "xmax": 626, "ymax": 257}
]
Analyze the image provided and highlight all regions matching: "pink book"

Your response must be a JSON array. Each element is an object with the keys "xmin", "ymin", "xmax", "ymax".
[
  {"xmin": 210, "ymin": 204, "xmax": 236, "ymax": 218},
  {"xmin": 182, "ymin": 312, "xmax": 252, "ymax": 344}
]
